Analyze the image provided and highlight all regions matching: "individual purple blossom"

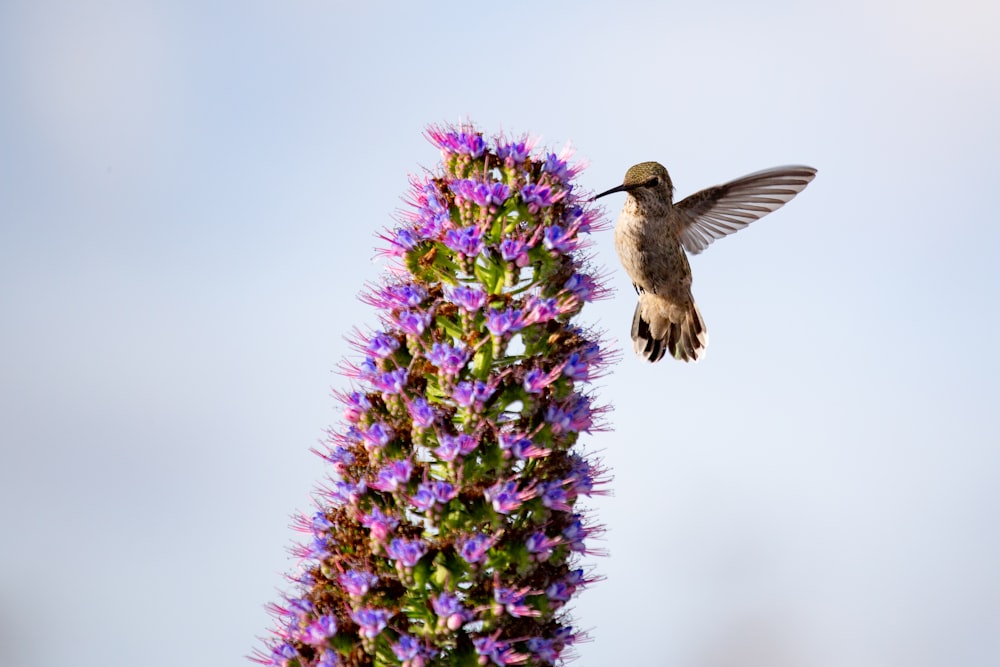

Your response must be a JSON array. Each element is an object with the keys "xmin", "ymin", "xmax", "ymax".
[
  {"xmin": 371, "ymin": 282, "xmax": 427, "ymax": 309},
  {"xmin": 326, "ymin": 479, "xmax": 365, "ymax": 507},
  {"xmin": 361, "ymin": 421, "xmax": 394, "ymax": 449},
  {"xmin": 426, "ymin": 125, "xmax": 486, "ymax": 157},
  {"xmin": 451, "ymin": 179, "xmax": 510, "ymax": 207},
  {"xmin": 473, "ymin": 634, "xmax": 530, "ymax": 666},
  {"xmin": 407, "ymin": 396, "xmax": 436, "ymax": 428},
  {"xmin": 446, "ymin": 284, "xmax": 487, "ymax": 312},
  {"xmin": 563, "ymin": 272, "xmax": 600, "ymax": 303},
  {"xmin": 485, "ymin": 308, "xmax": 524, "ymax": 336},
  {"xmin": 426, "ymin": 341, "xmax": 470, "ymax": 377},
  {"xmin": 391, "ymin": 634, "xmax": 422, "ymax": 662},
  {"xmin": 366, "ymin": 331, "xmax": 400, "ymax": 358},
  {"xmin": 409, "ymin": 483, "xmax": 437, "ymax": 512},
  {"xmin": 316, "ymin": 436, "xmax": 355, "ymax": 474},
  {"xmin": 432, "ymin": 592, "xmax": 471, "ymax": 630},
  {"xmin": 360, "ymin": 506, "xmax": 398, "ymax": 543},
  {"xmin": 338, "ymin": 569, "xmax": 379, "ymax": 597},
  {"xmin": 299, "ymin": 614, "xmax": 337, "ymax": 646},
  {"xmin": 386, "ymin": 537, "xmax": 427, "ymax": 567},
  {"xmin": 542, "ymin": 152, "xmax": 572, "ymax": 184},
  {"xmin": 349, "ymin": 607, "xmax": 391, "ymax": 639},
  {"xmin": 443, "ymin": 225, "xmax": 484, "ymax": 258},
  {"xmin": 545, "ymin": 580, "xmax": 573, "ymax": 604},
  {"xmin": 498, "ymin": 431, "xmax": 549, "ymax": 460},
  {"xmin": 452, "ymin": 380, "xmax": 493, "ymax": 408},
  {"xmin": 432, "ymin": 480, "xmax": 457, "ymax": 503},
  {"xmin": 370, "ymin": 459, "xmax": 413, "ymax": 492},
  {"xmin": 540, "ymin": 482, "xmax": 572, "ymax": 512},
  {"xmin": 485, "ymin": 480, "xmax": 534, "ymax": 515},
  {"xmin": 525, "ymin": 531, "xmax": 561, "ymax": 561},
  {"xmin": 372, "ymin": 367, "xmax": 408, "ymax": 395},
  {"xmin": 315, "ymin": 648, "xmax": 341, "ymax": 667},
  {"xmin": 434, "ymin": 432, "xmax": 478, "ymax": 462},
  {"xmin": 523, "ymin": 296, "xmax": 561, "ymax": 325},
  {"xmin": 520, "ymin": 183, "xmax": 558, "ymax": 211},
  {"xmin": 494, "ymin": 586, "xmax": 539, "ymax": 618},
  {"xmin": 496, "ymin": 136, "xmax": 534, "ymax": 164},
  {"xmin": 523, "ymin": 368, "xmax": 556, "ymax": 394},
  {"xmin": 309, "ymin": 511, "xmax": 333, "ymax": 536},
  {"xmin": 457, "ymin": 532, "xmax": 494, "ymax": 564},
  {"xmin": 339, "ymin": 390, "xmax": 371, "ymax": 423},
  {"xmin": 562, "ymin": 516, "xmax": 589, "ymax": 553},
  {"xmin": 526, "ymin": 637, "xmax": 558, "ymax": 664},
  {"xmin": 394, "ymin": 308, "xmax": 432, "ymax": 336},
  {"xmin": 499, "ymin": 238, "xmax": 528, "ymax": 265},
  {"xmin": 543, "ymin": 225, "xmax": 578, "ymax": 253}
]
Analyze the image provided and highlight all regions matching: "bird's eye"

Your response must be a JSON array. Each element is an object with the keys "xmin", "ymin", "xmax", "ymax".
[{"xmin": 648, "ymin": 177, "xmax": 660, "ymax": 187}]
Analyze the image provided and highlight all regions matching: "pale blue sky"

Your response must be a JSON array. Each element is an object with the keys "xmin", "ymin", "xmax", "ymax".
[{"xmin": 1, "ymin": 1, "xmax": 998, "ymax": 666}]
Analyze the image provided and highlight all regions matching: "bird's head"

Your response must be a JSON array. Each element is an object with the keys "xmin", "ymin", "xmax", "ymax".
[{"xmin": 593, "ymin": 161, "xmax": 674, "ymax": 203}]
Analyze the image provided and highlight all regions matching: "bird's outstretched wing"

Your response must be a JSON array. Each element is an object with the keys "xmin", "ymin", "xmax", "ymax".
[{"xmin": 676, "ymin": 165, "xmax": 816, "ymax": 255}]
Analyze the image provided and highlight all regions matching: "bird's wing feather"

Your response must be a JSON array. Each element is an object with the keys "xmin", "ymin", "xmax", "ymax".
[{"xmin": 676, "ymin": 165, "xmax": 816, "ymax": 254}]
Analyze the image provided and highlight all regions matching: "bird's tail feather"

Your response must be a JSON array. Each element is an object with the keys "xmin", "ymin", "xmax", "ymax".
[{"xmin": 631, "ymin": 294, "xmax": 707, "ymax": 363}]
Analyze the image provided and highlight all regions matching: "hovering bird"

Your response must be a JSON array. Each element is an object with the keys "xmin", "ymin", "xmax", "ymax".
[{"xmin": 594, "ymin": 162, "xmax": 816, "ymax": 362}]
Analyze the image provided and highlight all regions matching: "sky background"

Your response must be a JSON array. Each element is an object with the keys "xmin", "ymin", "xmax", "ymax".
[{"xmin": 1, "ymin": 1, "xmax": 998, "ymax": 666}]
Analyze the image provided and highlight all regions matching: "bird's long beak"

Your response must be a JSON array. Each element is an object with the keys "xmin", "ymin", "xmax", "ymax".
[{"xmin": 591, "ymin": 183, "xmax": 634, "ymax": 201}]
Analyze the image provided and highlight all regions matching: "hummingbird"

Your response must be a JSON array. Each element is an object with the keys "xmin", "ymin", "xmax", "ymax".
[{"xmin": 594, "ymin": 162, "xmax": 816, "ymax": 363}]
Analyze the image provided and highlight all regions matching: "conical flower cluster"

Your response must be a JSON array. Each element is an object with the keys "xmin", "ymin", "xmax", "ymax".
[{"xmin": 255, "ymin": 123, "xmax": 614, "ymax": 667}]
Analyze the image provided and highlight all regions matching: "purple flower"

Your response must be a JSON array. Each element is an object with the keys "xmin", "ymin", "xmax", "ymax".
[
  {"xmin": 407, "ymin": 396, "xmax": 436, "ymax": 429},
  {"xmin": 409, "ymin": 483, "xmax": 437, "ymax": 511},
  {"xmin": 447, "ymin": 284, "xmax": 487, "ymax": 312},
  {"xmin": 521, "ymin": 183, "xmax": 557, "ymax": 211},
  {"xmin": 394, "ymin": 308, "xmax": 432, "ymax": 336},
  {"xmin": 523, "ymin": 368, "xmax": 554, "ymax": 394},
  {"xmin": 426, "ymin": 125, "xmax": 486, "ymax": 157},
  {"xmin": 386, "ymin": 537, "xmax": 427, "ymax": 567},
  {"xmin": 525, "ymin": 531, "xmax": 560, "ymax": 560},
  {"xmin": 310, "ymin": 511, "xmax": 333, "ymax": 536},
  {"xmin": 485, "ymin": 480, "xmax": 534, "ymax": 514},
  {"xmin": 523, "ymin": 296, "xmax": 561, "ymax": 324},
  {"xmin": 375, "ymin": 283, "xmax": 428, "ymax": 309},
  {"xmin": 361, "ymin": 422, "xmax": 394, "ymax": 449},
  {"xmin": 543, "ymin": 225, "xmax": 577, "ymax": 253},
  {"xmin": 360, "ymin": 506, "xmax": 398, "ymax": 543},
  {"xmin": 373, "ymin": 367, "xmax": 408, "ymax": 395},
  {"xmin": 338, "ymin": 569, "xmax": 378, "ymax": 597},
  {"xmin": 443, "ymin": 226, "xmax": 484, "ymax": 258},
  {"xmin": 496, "ymin": 137, "xmax": 534, "ymax": 163},
  {"xmin": 563, "ymin": 516, "xmax": 589, "ymax": 553},
  {"xmin": 545, "ymin": 580, "xmax": 573, "ymax": 603},
  {"xmin": 370, "ymin": 459, "xmax": 413, "ymax": 492},
  {"xmin": 427, "ymin": 341, "xmax": 470, "ymax": 377},
  {"xmin": 315, "ymin": 648, "xmax": 341, "ymax": 667},
  {"xmin": 451, "ymin": 179, "xmax": 510, "ymax": 207},
  {"xmin": 494, "ymin": 586, "xmax": 539, "ymax": 618},
  {"xmin": 451, "ymin": 380, "xmax": 493, "ymax": 408},
  {"xmin": 526, "ymin": 637, "xmax": 558, "ymax": 663},
  {"xmin": 473, "ymin": 634, "xmax": 529, "ymax": 666},
  {"xmin": 498, "ymin": 431, "xmax": 549, "ymax": 460},
  {"xmin": 432, "ymin": 592, "xmax": 470, "ymax": 630},
  {"xmin": 456, "ymin": 532, "xmax": 493, "ymax": 564},
  {"xmin": 540, "ymin": 482, "xmax": 571, "ymax": 511},
  {"xmin": 349, "ymin": 607, "xmax": 391, "ymax": 639},
  {"xmin": 434, "ymin": 432, "xmax": 478, "ymax": 462},
  {"xmin": 299, "ymin": 614, "xmax": 337, "ymax": 646},
  {"xmin": 340, "ymin": 390, "xmax": 370, "ymax": 424},
  {"xmin": 432, "ymin": 480, "xmax": 457, "ymax": 503},
  {"xmin": 391, "ymin": 634, "xmax": 421, "ymax": 661},
  {"xmin": 485, "ymin": 308, "xmax": 524, "ymax": 336},
  {"xmin": 326, "ymin": 479, "xmax": 365, "ymax": 507},
  {"xmin": 499, "ymin": 238, "xmax": 528, "ymax": 265}
]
